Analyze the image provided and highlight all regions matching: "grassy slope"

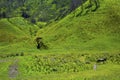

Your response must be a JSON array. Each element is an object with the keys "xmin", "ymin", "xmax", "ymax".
[
  {"xmin": 0, "ymin": 0, "xmax": 120, "ymax": 80},
  {"xmin": 37, "ymin": 0, "xmax": 120, "ymax": 53},
  {"xmin": 0, "ymin": 19, "xmax": 25, "ymax": 42},
  {"xmin": 0, "ymin": 17, "xmax": 39, "ymax": 54}
]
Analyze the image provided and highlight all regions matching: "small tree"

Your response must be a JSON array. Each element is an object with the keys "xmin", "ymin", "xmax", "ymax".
[{"xmin": 35, "ymin": 37, "xmax": 48, "ymax": 49}]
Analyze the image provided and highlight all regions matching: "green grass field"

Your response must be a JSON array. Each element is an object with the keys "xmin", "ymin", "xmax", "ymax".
[{"xmin": 0, "ymin": 0, "xmax": 120, "ymax": 80}]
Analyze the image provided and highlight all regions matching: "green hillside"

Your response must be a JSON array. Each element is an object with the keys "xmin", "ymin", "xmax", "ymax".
[
  {"xmin": 0, "ymin": 18, "xmax": 26, "ymax": 42},
  {"xmin": 0, "ymin": 0, "xmax": 120, "ymax": 80},
  {"xmin": 0, "ymin": 17, "xmax": 39, "ymax": 54},
  {"xmin": 0, "ymin": 17, "xmax": 39, "ymax": 42},
  {"xmin": 37, "ymin": 0, "xmax": 120, "ymax": 53}
]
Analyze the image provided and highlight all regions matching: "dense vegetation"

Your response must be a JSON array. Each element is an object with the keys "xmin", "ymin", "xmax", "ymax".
[
  {"xmin": 0, "ymin": 0, "xmax": 120, "ymax": 80},
  {"xmin": 0, "ymin": 0, "xmax": 77, "ymax": 22}
]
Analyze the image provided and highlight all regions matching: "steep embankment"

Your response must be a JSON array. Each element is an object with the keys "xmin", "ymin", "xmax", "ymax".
[{"xmin": 37, "ymin": 0, "xmax": 120, "ymax": 52}]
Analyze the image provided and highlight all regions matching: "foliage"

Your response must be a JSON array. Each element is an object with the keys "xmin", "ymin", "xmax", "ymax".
[
  {"xmin": 5, "ymin": 53, "xmax": 120, "ymax": 80},
  {"xmin": 0, "ymin": 0, "xmax": 120, "ymax": 80},
  {"xmin": 0, "ymin": 0, "xmax": 73, "ymax": 23}
]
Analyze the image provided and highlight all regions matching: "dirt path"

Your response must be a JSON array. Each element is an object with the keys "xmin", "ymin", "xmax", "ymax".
[{"xmin": 8, "ymin": 59, "xmax": 19, "ymax": 78}]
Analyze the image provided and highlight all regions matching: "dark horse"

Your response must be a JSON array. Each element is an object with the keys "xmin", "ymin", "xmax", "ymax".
[{"xmin": 97, "ymin": 58, "xmax": 107, "ymax": 63}]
